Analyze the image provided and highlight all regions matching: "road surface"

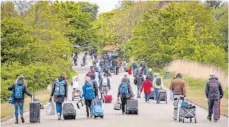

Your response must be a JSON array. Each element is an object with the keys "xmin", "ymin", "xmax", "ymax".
[{"xmin": 1, "ymin": 53, "xmax": 228, "ymax": 127}]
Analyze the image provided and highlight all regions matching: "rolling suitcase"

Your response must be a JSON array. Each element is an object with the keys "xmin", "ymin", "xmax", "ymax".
[
  {"xmin": 104, "ymin": 95, "xmax": 112, "ymax": 103},
  {"xmin": 63, "ymin": 102, "xmax": 76, "ymax": 120},
  {"xmin": 91, "ymin": 99, "xmax": 104, "ymax": 119},
  {"xmin": 30, "ymin": 99, "xmax": 40, "ymax": 123},
  {"xmin": 126, "ymin": 99, "xmax": 138, "ymax": 114}
]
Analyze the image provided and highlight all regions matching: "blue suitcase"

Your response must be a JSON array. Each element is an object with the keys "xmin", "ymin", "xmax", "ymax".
[{"xmin": 91, "ymin": 99, "xmax": 104, "ymax": 119}]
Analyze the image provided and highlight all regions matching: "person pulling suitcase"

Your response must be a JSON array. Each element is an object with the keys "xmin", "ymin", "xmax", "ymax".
[
  {"xmin": 8, "ymin": 75, "xmax": 32, "ymax": 124},
  {"xmin": 50, "ymin": 72, "xmax": 68, "ymax": 120},
  {"xmin": 82, "ymin": 76, "xmax": 96, "ymax": 118},
  {"xmin": 117, "ymin": 75, "xmax": 133, "ymax": 114}
]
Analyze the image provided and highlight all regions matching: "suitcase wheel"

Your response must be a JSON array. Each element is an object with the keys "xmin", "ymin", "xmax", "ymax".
[
  {"xmin": 194, "ymin": 118, "xmax": 197, "ymax": 123},
  {"xmin": 101, "ymin": 116, "xmax": 104, "ymax": 119}
]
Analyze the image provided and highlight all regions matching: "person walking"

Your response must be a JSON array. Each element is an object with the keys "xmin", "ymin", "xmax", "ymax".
[
  {"xmin": 170, "ymin": 73, "xmax": 186, "ymax": 121},
  {"xmin": 82, "ymin": 76, "xmax": 96, "ymax": 118},
  {"xmin": 122, "ymin": 60, "xmax": 127, "ymax": 72},
  {"xmin": 134, "ymin": 73, "xmax": 144, "ymax": 98},
  {"xmin": 141, "ymin": 76, "xmax": 152, "ymax": 102},
  {"xmin": 146, "ymin": 68, "xmax": 153, "ymax": 82},
  {"xmin": 8, "ymin": 76, "xmax": 32, "ymax": 124},
  {"xmin": 131, "ymin": 61, "xmax": 138, "ymax": 76},
  {"xmin": 117, "ymin": 76, "xmax": 133, "ymax": 114},
  {"xmin": 153, "ymin": 77, "xmax": 162, "ymax": 104},
  {"xmin": 50, "ymin": 72, "xmax": 68, "ymax": 120},
  {"xmin": 99, "ymin": 73, "xmax": 111, "ymax": 100},
  {"xmin": 205, "ymin": 74, "xmax": 223, "ymax": 122}
]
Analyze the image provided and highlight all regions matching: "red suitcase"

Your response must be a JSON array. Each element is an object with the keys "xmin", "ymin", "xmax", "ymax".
[{"xmin": 104, "ymin": 95, "xmax": 112, "ymax": 103}]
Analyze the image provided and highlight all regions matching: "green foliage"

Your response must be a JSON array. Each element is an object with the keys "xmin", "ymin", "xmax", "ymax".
[
  {"xmin": 1, "ymin": 1, "xmax": 96, "ymax": 102},
  {"xmin": 126, "ymin": 2, "xmax": 227, "ymax": 70}
]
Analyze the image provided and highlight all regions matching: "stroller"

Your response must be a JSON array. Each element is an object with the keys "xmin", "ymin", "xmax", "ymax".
[
  {"xmin": 72, "ymin": 89, "xmax": 82, "ymax": 101},
  {"xmin": 179, "ymin": 101, "xmax": 197, "ymax": 123},
  {"xmin": 158, "ymin": 89, "xmax": 167, "ymax": 104}
]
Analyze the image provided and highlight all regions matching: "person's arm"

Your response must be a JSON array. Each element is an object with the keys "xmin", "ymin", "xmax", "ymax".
[
  {"xmin": 205, "ymin": 82, "xmax": 210, "ymax": 98},
  {"xmin": 8, "ymin": 84, "xmax": 15, "ymax": 91},
  {"xmin": 182, "ymin": 82, "xmax": 186, "ymax": 97},
  {"xmin": 218, "ymin": 82, "xmax": 224, "ymax": 98},
  {"xmin": 108, "ymin": 78, "xmax": 111, "ymax": 89},
  {"xmin": 50, "ymin": 81, "xmax": 56, "ymax": 97},
  {"xmin": 65, "ymin": 81, "xmax": 68, "ymax": 98},
  {"xmin": 82, "ymin": 85, "xmax": 85, "ymax": 98},
  {"xmin": 94, "ymin": 81, "xmax": 98, "ymax": 96},
  {"xmin": 128, "ymin": 83, "xmax": 134, "ymax": 97},
  {"xmin": 117, "ymin": 84, "xmax": 121, "ymax": 97},
  {"xmin": 24, "ymin": 85, "xmax": 32, "ymax": 97}
]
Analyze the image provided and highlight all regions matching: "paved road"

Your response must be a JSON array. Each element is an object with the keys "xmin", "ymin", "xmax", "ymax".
[{"xmin": 1, "ymin": 54, "xmax": 228, "ymax": 127}]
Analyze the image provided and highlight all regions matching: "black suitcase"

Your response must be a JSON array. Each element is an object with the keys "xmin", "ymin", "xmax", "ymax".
[
  {"xmin": 63, "ymin": 103, "xmax": 76, "ymax": 120},
  {"xmin": 30, "ymin": 99, "xmax": 40, "ymax": 123},
  {"xmin": 126, "ymin": 99, "xmax": 138, "ymax": 114}
]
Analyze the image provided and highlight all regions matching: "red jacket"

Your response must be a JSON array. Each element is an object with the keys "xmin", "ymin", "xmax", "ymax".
[{"xmin": 141, "ymin": 80, "xmax": 152, "ymax": 94}]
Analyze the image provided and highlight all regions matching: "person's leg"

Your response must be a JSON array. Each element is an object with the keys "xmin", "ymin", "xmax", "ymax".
[
  {"xmin": 147, "ymin": 93, "xmax": 150, "ymax": 102},
  {"xmin": 85, "ymin": 100, "xmax": 89, "ymax": 117},
  {"xmin": 208, "ymin": 99, "xmax": 214, "ymax": 121},
  {"xmin": 173, "ymin": 95, "xmax": 179, "ymax": 120},
  {"xmin": 56, "ymin": 103, "xmax": 61, "ymax": 120},
  {"xmin": 145, "ymin": 93, "xmax": 147, "ymax": 102},
  {"xmin": 88, "ymin": 100, "xmax": 92, "ymax": 117},
  {"xmin": 19, "ymin": 102, "xmax": 24, "ymax": 123},
  {"xmin": 121, "ymin": 98, "xmax": 125, "ymax": 114},
  {"xmin": 155, "ymin": 88, "xmax": 159, "ymax": 103},
  {"xmin": 137, "ymin": 85, "xmax": 141, "ymax": 98},
  {"xmin": 14, "ymin": 102, "xmax": 19, "ymax": 124},
  {"xmin": 213, "ymin": 99, "xmax": 219, "ymax": 121},
  {"xmin": 59, "ymin": 103, "xmax": 63, "ymax": 117}
]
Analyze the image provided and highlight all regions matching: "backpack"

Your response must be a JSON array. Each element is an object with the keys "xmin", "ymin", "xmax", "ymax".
[
  {"xmin": 54, "ymin": 79, "xmax": 66, "ymax": 96},
  {"xmin": 102, "ymin": 78, "xmax": 109, "ymax": 87},
  {"xmin": 156, "ymin": 78, "xmax": 161, "ymax": 85},
  {"xmin": 85, "ymin": 82, "xmax": 95, "ymax": 100},
  {"xmin": 119, "ymin": 82, "xmax": 129, "ymax": 98},
  {"xmin": 15, "ymin": 84, "xmax": 24, "ymax": 99}
]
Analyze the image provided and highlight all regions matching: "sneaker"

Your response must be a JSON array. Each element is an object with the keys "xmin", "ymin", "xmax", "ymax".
[
  {"xmin": 21, "ymin": 117, "xmax": 25, "ymax": 123},
  {"xmin": 207, "ymin": 116, "xmax": 212, "ymax": 121},
  {"xmin": 214, "ymin": 120, "xmax": 218, "ymax": 122},
  {"xmin": 15, "ymin": 119, "xmax": 18, "ymax": 124},
  {"xmin": 57, "ymin": 113, "xmax": 61, "ymax": 120}
]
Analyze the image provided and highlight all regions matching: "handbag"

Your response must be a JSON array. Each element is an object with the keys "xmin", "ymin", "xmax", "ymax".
[{"xmin": 113, "ymin": 100, "xmax": 121, "ymax": 110}]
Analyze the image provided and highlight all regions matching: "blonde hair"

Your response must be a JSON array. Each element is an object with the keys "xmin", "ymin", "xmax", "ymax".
[
  {"xmin": 61, "ymin": 72, "xmax": 67, "ymax": 80},
  {"xmin": 85, "ymin": 76, "xmax": 90, "ymax": 81}
]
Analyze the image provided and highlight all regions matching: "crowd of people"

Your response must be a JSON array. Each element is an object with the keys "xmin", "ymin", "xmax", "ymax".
[{"xmin": 7, "ymin": 52, "xmax": 224, "ymax": 124}]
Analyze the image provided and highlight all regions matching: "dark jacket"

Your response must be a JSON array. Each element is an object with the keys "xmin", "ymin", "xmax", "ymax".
[
  {"xmin": 205, "ymin": 78, "xmax": 223, "ymax": 99},
  {"xmin": 92, "ymin": 80, "xmax": 99, "ymax": 96},
  {"xmin": 8, "ymin": 84, "xmax": 32, "ymax": 102},
  {"xmin": 134, "ymin": 74, "xmax": 144, "ymax": 86},
  {"xmin": 51, "ymin": 78, "xmax": 68, "ymax": 103}
]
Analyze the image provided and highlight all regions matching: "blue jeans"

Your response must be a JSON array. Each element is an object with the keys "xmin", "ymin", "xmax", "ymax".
[
  {"xmin": 56, "ymin": 103, "xmax": 63, "ymax": 115},
  {"xmin": 14, "ymin": 102, "xmax": 24, "ymax": 119},
  {"xmin": 145, "ymin": 93, "xmax": 150, "ymax": 102},
  {"xmin": 137, "ymin": 85, "xmax": 141, "ymax": 98},
  {"xmin": 208, "ymin": 99, "xmax": 219, "ymax": 120},
  {"xmin": 154, "ymin": 88, "xmax": 159, "ymax": 103}
]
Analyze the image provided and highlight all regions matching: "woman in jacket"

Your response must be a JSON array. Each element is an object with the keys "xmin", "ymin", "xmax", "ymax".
[
  {"xmin": 117, "ymin": 76, "xmax": 133, "ymax": 114},
  {"xmin": 50, "ymin": 72, "xmax": 68, "ymax": 120},
  {"xmin": 8, "ymin": 75, "xmax": 32, "ymax": 124},
  {"xmin": 141, "ymin": 76, "xmax": 152, "ymax": 102}
]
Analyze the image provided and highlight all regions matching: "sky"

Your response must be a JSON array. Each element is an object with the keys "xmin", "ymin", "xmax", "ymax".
[
  {"xmin": 72, "ymin": 0, "xmax": 119, "ymax": 13},
  {"xmin": 88, "ymin": 0, "xmax": 119, "ymax": 13}
]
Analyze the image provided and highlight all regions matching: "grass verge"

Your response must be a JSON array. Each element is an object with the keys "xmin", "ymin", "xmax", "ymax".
[
  {"xmin": 163, "ymin": 75, "xmax": 228, "ymax": 115},
  {"xmin": 1, "ymin": 90, "xmax": 50, "ymax": 119}
]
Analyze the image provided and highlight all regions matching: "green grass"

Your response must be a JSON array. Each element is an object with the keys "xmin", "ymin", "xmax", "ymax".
[{"xmin": 163, "ymin": 75, "xmax": 228, "ymax": 115}]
